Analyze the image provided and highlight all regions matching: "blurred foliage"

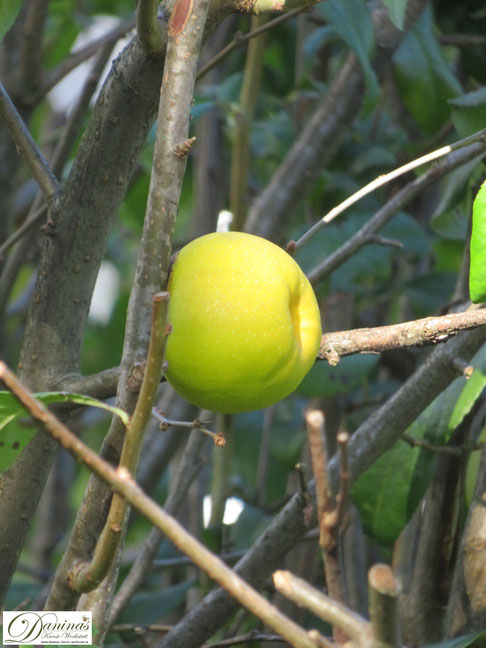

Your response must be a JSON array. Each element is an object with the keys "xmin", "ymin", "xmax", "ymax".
[{"xmin": 2, "ymin": 0, "xmax": 486, "ymax": 644}]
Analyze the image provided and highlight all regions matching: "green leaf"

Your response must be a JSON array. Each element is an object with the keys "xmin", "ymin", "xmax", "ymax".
[
  {"xmin": 352, "ymin": 344, "xmax": 486, "ymax": 545},
  {"xmin": 0, "ymin": 0, "xmax": 23, "ymax": 42},
  {"xmin": 0, "ymin": 391, "xmax": 129, "ymax": 473},
  {"xmin": 430, "ymin": 157, "xmax": 485, "ymax": 240},
  {"xmin": 392, "ymin": 7, "xmax": 461, "ymax": 134},
  {"xmin": 318, "ymin": 0, "xmax": 379, "ymax": 109},
  {"xmin": 450, "ymin": 89, "xmax": 486, "ymax": 137},
  {"xmin": 470, "ymin": 180, "xmax": 486, "ymax": 303},
  {"xmin": 381, "ymin": 0, "xmax": 407, "ymax": 30},
  {"xmin": 35, "ymin": 392, "xmax": 130, "ymax": 426}
]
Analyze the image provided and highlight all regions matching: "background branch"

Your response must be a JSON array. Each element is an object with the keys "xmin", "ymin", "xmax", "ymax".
[
  {"xmin": 0, "ymin": 81, "xmax": 59, "ymax": 201},
  {"xmin": 244, "ymin": 0, "xmax": 429, "ymax": 239}
]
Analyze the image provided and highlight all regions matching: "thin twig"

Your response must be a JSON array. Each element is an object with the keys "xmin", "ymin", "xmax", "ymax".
[
  {"xmin": 319, "ymin": 306, "xmax": 486, "ymax": 366},
  {"xmin": 150, "ymin": 549, "xmax": 247, "ymax": 570},
  {"xmin": 0, "ymin": 361, "xmax": 318, "ymax": 648},
  {"xmin": 273, "ymin": 570, "xmax": 370, "ymax": 644},
  {"xmin": 136, "ymin": 0, "xmax": 165, "ymax": 54},
  {"xmin": 305, "ymin": 411, "xmax": 347, "ymax": 643},
  {"xmin": 295, "ymin": 127, "xmax": 486, "ymax": 250},
  {"xmin": 69, "ymin": 293, "xmax": 170, "ymax": 593},
  {"xmin": 401, "ymin": 434, "xmax": 484, "ymax": 457},
  {"xmin": 307, "ymin": 141, "xmax": 486, "ymax": 285},
  {"xmin": 31, "ymin": 16, "xmax": 136, "ymax": 104},
  {"xmin": 305, "ymin": 410, "xmax": 333, "ymax": 549},
  {"xmin": 108, "ymin": 426, "xmax": 209, "ymax": 626},
  {"xmin": 196, "ymin": 9, "xmax": 303, "ymax": 81},
  {"xmin": 152, "ymin": 407, "xmax": 226, "ymax": 446},
  {"xmin": 0, "ymin": 205, "xmax": 47, "ymax": 260},
  {"xmin": 440, "ymin": 33, "xmax": 486, "ymax": 47},
  {"xmin": 334, "ymin": 432, "xmax": 350, "ymax": 529},
  {"xmin": 0, "ymin": 81, "xmax": 59, "ymax": 201}
]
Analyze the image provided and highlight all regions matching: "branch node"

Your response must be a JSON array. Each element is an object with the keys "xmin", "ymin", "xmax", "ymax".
[
  {"xmin": 127, "ymin": 362, "xmax": 146, "ymax": 392},
  {"xmin": 173, "ymin": 136, "xmax": 196, "ymax": 158},
  {"xmin": 450, "ymin": 356, "xmax": 474, "ymax": 379}
]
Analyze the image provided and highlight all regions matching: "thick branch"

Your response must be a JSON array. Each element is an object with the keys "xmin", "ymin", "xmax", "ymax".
[{"xmin": 319, "ymin": 307, "xmax": 486, "ymax": 365}]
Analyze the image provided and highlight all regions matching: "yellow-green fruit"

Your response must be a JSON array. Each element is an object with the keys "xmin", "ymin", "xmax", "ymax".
[{"xmin": 165, "ymin": 232, "xmax": 322, "ymax": 413}]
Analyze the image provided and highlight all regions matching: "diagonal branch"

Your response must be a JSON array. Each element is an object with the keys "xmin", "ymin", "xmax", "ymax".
[
  {"xmin": 307, "ymin": 141, "xmax": 486, "ymax": 285},
  {"xmin": 0, "ymin": 361, "xmax": 317, "ymax": 648},
  {"xmin": 295, "ymin": 127, "xmax": 486, "ymax": 250},
  {"xmin": 67, "ymin": 293, "xmax": 170, "ymax": 594},
  {"xmin": 0, "ymin": 81, "xmax": 58, "ymax": 201}
]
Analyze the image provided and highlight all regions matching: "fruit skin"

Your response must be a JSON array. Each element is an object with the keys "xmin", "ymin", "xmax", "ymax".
[
  {"xmin": 469, "ymin": 180, "xmax": 486, "ymax": 303},
  {"xmin": 165, "ymin": 232, "xmax": 322, "ymax": 413}
]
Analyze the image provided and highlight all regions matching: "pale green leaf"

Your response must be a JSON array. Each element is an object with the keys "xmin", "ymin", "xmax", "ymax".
[
  {"xmin": 0, "ymin": 391, "xmax": 129, "ymax": 473},
  {"xmin": 381, "ymin": 0, "xmax": 407, "ymax": 30}
]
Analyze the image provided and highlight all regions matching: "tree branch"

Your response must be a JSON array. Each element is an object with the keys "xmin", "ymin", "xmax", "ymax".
[
  {"xmin": 0, "ymin": 81, "xmax": 59, "ymax": 201},
  {"xmin": 244, "ymin": 0, "xmax": 429, "ymax": 239},
  {"xmin": 368, "ymin": 564, "xmax": 401, "ymax": 647},
  {"xmin": 319, "ymin": 307, "xmax": 486, "ymax": 365},
  {"xmin": 295, "ymin": 127, "xmax": 486, "ymax": 250},
  {"xmin": 196, "ymin": 9, "xmax": 302, "ymax": 81},
  {"xmin": 157, "ymin": 326, "xmax": 486, "ymax": 648},
  {"xmin": 0, "ymin": 361, "xmax": 318, "ymax": 648},
  {"xmin": 307, "ymin": 142, "xmax": 486, "ymax": 285},
  {"xmin": 136, "ymin": 0, "xmax": 166, "ymax": 54},
  {"xmin": 273, "ymin": 570, "xmax": 369, "ymax": 644},
  {"xmin": 108, "ymin": 427, "xmax": 209, "ymax": 626},
  {"xmin": 67, "ymin": 293, "xmax": 170, "ymax": 594},
  {"xmin": 31, "ymin": 16, "xmax": 136, "ymax": 105}
]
